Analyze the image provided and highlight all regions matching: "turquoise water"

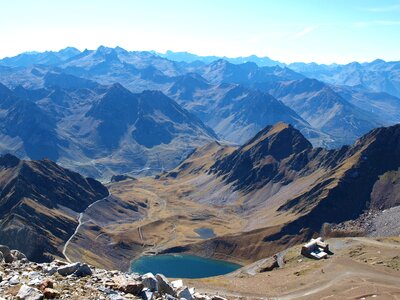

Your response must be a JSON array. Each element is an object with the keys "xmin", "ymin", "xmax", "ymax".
[{"xmin": 131, "ymin": 254, "xmax": 241, "ymax": 278}]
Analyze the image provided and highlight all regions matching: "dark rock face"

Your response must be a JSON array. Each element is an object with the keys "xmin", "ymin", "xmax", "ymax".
[
  {"xmin": 87, "ymin": 86, "xmax": 216, "ymax": 150},
  {"xmin": 370, "ymin": 170, "xmax": 400, "ymax": 210},
  {"xmin": 44, "ymin": 72, "xmax": 98, "ymax": 90},
  {"xmin": 0, "ymin": 154, "xmax": 109, "ymax": 262},
  {"xmin": 110, "ymin": 174, "xmax": 136, "ymax": 182},
  {"xmin": 211, "ymin": 123, "xmax": 312, "ymax": 189}
]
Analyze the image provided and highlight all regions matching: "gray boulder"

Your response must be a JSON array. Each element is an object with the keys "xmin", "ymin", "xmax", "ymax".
[
  {"xmin": 177, "ymin": 287, "xmax": 194, "ymax": 300},
  {"xmin": 141, "ymin": 272, "xmax": 157, "ymax": 291},
  {"xmin": 256, "ymin": 256, "xmax": 279, "ymax": 273},
  {"xmin": 0, "ymin": 245, "xmax": 10, "ymax": 256},
  {"xmin": 119, "ymin": 281, "xmax": 144, "ymax": 295},
  {"xmin": 0, "ymin": 245, "xmax": 14, "ymax": 263},
  {"xmin": 156, "ymin": 273, "xmax": 176, "ymax": 296},
  {"xmin": 74, "ymin": 263, "xmax": 92, "ymax": 277},
  {"xmin": 43, "ymin": 266, "xmax": 57, "ymax": 275},
  {"xmin": 16, "ymin": 284, "xmax": 43, "ymax": 300},
  {"xmin": 57, "ymin": 262, "xmax": 80, "ymax": 276},
  {"xmin": 141, "ymin": 291, "xmax": 154, "ymax": 300},
  {"xmin": 11, "ymin": 250, "xmax": 27, "ymax": 261}
]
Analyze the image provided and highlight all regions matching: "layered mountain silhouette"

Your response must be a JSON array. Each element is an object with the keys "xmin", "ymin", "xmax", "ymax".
[
  {"xmin": 166, "ymin": 76, "xmax": 320, "ymax": 145},
  {"xmin": 289, "ymin": 59, "xmax": 400, "ymax": 98},
  {"xmin": 268, "ymin": 78, "xmax": 383, "ymax": 144},
  {"xmin": 0, "ymin": 76, "xmax": 216, "ymax": 179},
  {"xmin": 0, "ymin": 46, "xmax": 399, "ymax": 177},
  {"xmin": 158, "ymin": 50, "xmax": 284, "ymax": 67}
]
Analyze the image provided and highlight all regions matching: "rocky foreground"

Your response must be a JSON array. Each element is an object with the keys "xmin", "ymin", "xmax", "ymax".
[{"xmin": 0, "ymin": 245, "xmax": 226, "ymax": 300}]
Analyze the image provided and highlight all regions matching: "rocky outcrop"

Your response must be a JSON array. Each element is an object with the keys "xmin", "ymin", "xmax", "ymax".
[{"xmin": 0, "ymin": 249, "xmax": 224, "ymax": 300}]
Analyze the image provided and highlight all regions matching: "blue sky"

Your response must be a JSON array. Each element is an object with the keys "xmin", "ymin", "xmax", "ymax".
[{"xmin": 1, "ymin": 0, "xmax": 400, "ymax": 63}]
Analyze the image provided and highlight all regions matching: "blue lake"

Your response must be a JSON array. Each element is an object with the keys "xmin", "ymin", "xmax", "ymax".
[{"xmin": 131, "ymin": 254, "xmax": 241, "ymax": 278}]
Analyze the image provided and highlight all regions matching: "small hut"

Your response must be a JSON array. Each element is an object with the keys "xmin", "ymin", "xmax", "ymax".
[{"xmin": 301, "ymin": 237, "xmax": 330, "ymax": 259}]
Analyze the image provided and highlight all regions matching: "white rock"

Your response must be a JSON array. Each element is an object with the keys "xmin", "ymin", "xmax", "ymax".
[
  {"xmin": 171, "ymin": 279, "xmax": 183, "ymax": 289},
  {"xmin": 178, "ymin": 287, "xmax": 194, "ymax": 300},
  {"xmin": 28, "ymin": 278, "xmax": 42, "ymax": 286},
  {"xmin": 16, "ymin": 284, "xmax": 43, "ymax": 300},
  {"xmin": 9, "ymin": 274, "xmax": 20, "ymax": 285}
]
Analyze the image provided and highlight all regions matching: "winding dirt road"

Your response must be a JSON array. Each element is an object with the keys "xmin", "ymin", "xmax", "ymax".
[{"xmin": 62, "ymin": 196, "xmax": 109, "ymax": 262}]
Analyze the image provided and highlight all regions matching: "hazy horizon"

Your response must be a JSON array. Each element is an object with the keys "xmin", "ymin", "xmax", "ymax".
[
  {"xmin": 1, "ymin": 0, "xmax": 400, "ymax": 64},
  {"xmin": 1, "ymin": 45, "xmax": 395, "ymax": 66}
]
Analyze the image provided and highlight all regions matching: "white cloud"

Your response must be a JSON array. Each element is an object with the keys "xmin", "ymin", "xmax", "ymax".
[{"xmin": 288, "ymin": 26, "xmax": 317, "ymax": 40}]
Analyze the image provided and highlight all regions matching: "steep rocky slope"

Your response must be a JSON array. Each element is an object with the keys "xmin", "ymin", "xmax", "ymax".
[{"xmin": 0, "ymin": 154, "xmax": 109, "ymax": 262}]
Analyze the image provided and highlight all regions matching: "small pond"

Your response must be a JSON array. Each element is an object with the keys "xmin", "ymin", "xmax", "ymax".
[
  {"xmin": 194, "ymin": 227, "xmax": 216, "ymax": 239},
  {"xmin": 131, "ymin": 254, "xmax": 241, "ymax": 278}
]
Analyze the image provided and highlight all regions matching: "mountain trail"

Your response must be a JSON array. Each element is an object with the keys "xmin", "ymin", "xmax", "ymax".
[{"xmin": 62, "ymin": 196, "xmax": 109, "ymax": 262}]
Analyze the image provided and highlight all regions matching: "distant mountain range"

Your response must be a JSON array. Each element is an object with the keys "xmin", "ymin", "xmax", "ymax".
[
  {"xmin": 289, "ymin": 60, "xmax": 400, "ymax": 98},
  {"xmin": 156, "ymin": 50, "xmax": 284, "ymax": 67},
  {"xmin": 0, "ymin": 46, "xmax": 399, "ymax": 178},
  {"xmin": 0, "ymin": 76, "xmax": 216, "ymax": 179}
]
